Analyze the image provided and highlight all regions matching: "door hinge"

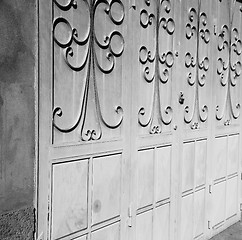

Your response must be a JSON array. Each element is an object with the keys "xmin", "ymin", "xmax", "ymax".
[
  {"xmin": 128, "ymin": 205, "xmax": 132, "ymax": 227},
  {"xmin": 240, "ymin": 172, "xmax": 242, "ymax": 180},
  {"xmin": 209, "ymin": 184, "xmax": 212, "ymax": 194},
  {"xmin": 208, "ymin": 220, "xmax": 211, "ymax": 230},
  {"xmin": 214, "ymin": 25, "xmax": 217, "ymax": 35},
  {"xmin": 33, "ymin": 208, "xmax": 37, "ymax": 235}
]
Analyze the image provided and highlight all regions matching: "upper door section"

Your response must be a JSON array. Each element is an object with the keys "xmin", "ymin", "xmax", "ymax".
[
  {"xmin": 52, "ymin": 0, "xmax": 129, "ymax": 145},
  {"xmin": 134, "ymin": 0, "xmax": 176, "ymax": 136},
  {"xmin": 215, "ymin": 0, "xmax": 242, "ymax": 128}
]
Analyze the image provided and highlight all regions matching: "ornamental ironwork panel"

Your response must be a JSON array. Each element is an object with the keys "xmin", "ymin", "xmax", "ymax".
[
  {"xmin": 52, "ymin": 0, "xmax": 125, "ymax": 143},
  {"xmin": 138, "ymin": 0, "xmax": 175, "ymax": 135},
  {"xmin": 216, "ymin": 0, "xmax": 242, "ymax": 126},
  {"xmin": 181, "ymin": 0, "xmax": 211, "ymax": 130}
]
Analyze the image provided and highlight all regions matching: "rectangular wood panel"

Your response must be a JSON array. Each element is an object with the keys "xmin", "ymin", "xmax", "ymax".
[
  {"xmin": 226, "ymin": 177, "xmax": 238, "ymax": 220},
  {"xmin": 136, "ymin": 211, "xmax": 153, "ymax": 240},
  {"xmin": 182, "ymin": 142, "xmax": 195, "ymax": 193},
  {"xmin": 181, "ymin": 194, "xmax": 193, "ymax": 240},
  {"xmin": 92, "ymin": 154, "xmax": 121, "ymax": 225},
  {"xmin": 212, "ymin": 182, "xmax": 226, "ymax": 228},
  {"xmin": 156, "ymin": 146, "xmax": 171, "ymax": 202},
  {"xmin": 154, "ymin": 204, "xmax": 170, "ymax": 240},
  {"xmin": 91, "ymin": 223, "xmax": 120, "ymax": 240},
  {"xmin": 51, "ymin": 160, "xmax": 89, "ymax": 239},
  {"xmin": 137, "ymin": 149, "xmax": 154, "ymax": 210}
]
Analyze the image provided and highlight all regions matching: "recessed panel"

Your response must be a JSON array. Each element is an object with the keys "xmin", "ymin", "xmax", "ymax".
[
  {"xmin": 227, "ymin": 135, "xmax": 239, "ymax": 176},
  {"xmin": 226, "ymin": 176, "xmax": 238, "ymax": 220},
  {"xmin": 194, "ymin": 189, "xmax": 205, "ymax": 238},
  {"xmin": 52, "ymin": 160, "xmax": 88, "ymax": 239},
  {"xmin": 213, "ymin": 137, "xmax": 227, "ymax": 181},
  {"xmin": 156, "ymin": 146, "xmax": 171, "ymax": 202},
  {"xmin": 136, "ymin": 210, "xmax": 153, "ymax": 240},
  {"xmin": 195, "ymin": 140, "xmax": 207, "ymax": 188},
  {"xmin": 75, "ymin": 235, "xmax": 87, "ymax": 240},
  {"xmin": 154, "ymin": 204, "xmax": 170, "ymax": 240},
  {"xmin": 182, "ymin": 142, "xmax": 195, "ymax": 192},
  {"xmin": 137, "ymin": 149, "xmax": 154, "ymax": 209},
  {"xmin": 92, "ymin": 154, "xmax": 121, "ymax": 225},
  {"xmin": 91, "ymin": 222, "xmax": 120, "ymax": 240},
  {"xmin": 52, "ymin": 0, "xmax": 125, "ymax": 143},
  {"xmin": 212, "ymin": 181, "xmax": 226, "ymax": 227},
  {"xmin": 181, "ymin": 194, "xmax": 193, "ymax": 240}
]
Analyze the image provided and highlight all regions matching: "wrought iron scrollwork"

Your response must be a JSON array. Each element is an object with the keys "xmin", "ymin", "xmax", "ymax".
[
  {"xmin": 216, "ymin": 1, "xmax": 241, "ymax": 123},
  {"xmin": 52, "ymin": 0, "xmax": 124, "ymax": 141},
  {"xmin": 184, "ymin": 3, "xmax": 210, "ymax": 129},
  {"xmin": 138, "ymin": 0, "xmax": 174, "ymax": 134}
]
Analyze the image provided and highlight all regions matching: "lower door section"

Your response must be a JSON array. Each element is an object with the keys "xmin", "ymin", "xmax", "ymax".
[
  {"xmin": 210, "ymin": 134, "xmax": 240, "ymax": 237},
  {"xmin": 50, "ymin": 152, "xmax": 127, "ymax": 240},
  {"xmin": 132, "ymin": 144, "xmax": 173, "ymax": 240}
]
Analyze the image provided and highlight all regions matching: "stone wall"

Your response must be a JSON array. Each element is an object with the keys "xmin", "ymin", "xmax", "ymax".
[{"xmin": 0, "ymin": 0, "xmax": 37, "ymax": 239}]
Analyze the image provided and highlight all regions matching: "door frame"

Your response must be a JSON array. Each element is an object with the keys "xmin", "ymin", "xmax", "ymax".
[{"xmin": 37, "ymin": 0, "xmax": 52, "ymax": 239}]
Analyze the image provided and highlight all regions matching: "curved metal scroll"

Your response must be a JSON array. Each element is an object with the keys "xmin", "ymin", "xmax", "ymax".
[
  {"xmin": 216, "ymin": 1, "xmax": 241, "ymax": 124},
  {"xmin": 183, "ymin": 2, "xmax": 210, "ymax": 129},
  {"xmin": 138, "ymin": 0, "xmax": 174, "ymax": 134},
  {"xmin": 52, "ymin": 0, "xmax": 124, "ymax": 141}
]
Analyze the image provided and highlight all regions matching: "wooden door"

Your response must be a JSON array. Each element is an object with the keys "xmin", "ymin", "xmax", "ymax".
[
  {"xmin": 38, "ymin": 1, "xmax": 242, "ymax": 240},
  {"xmin": 38, "ymin": 0, "xmax": 132, "ymax": 239},
  {"xmin": 130, "ymin": 1, "xmax": 178, "ymax": 240},
  {"xmin": 209, "ymin": 0, "xmax": 242, "ymax": 237},
  {"xmin": 175, "ymin": 0, "xmax": 212, "ymax": 239},
  {"xmin": 171, "ymin": 0, "xmax": 242, "ymax": 239},
  {"xmin": 129, "ymin": 0, "xmax": 242, "ymax": 240}
]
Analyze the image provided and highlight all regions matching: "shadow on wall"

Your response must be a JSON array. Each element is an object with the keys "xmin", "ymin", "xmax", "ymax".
[{"xmin": 0, "ymin": 0, "xmax": 36, "ymax": 237}]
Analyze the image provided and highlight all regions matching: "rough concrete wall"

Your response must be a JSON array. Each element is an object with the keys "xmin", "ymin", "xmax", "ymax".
[
  {"xmin": 0, "ymin": 207, "xmax": 35, "ymax": 240},
  {"xmin": 0, "ymin": 0, "xmax": 36, "ymax": 238}
]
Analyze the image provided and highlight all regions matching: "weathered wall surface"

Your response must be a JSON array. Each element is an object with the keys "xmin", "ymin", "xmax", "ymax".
[{"xmin": 0, "ymin": 0, "xmax": 36, "ymax": 239}]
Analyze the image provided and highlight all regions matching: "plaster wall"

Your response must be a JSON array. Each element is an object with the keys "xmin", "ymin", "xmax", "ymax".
[{"xmin": 0, "ymin": 0, "xmax": 37, "ymax": 239}]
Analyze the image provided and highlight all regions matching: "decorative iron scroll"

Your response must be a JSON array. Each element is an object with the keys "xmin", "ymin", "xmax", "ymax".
[
  {"xmin": 52, "ymin": 0, "xmax": 124, "ymax": 141},
  {"xmin": 183, "ymin": 1, "xmax": 210, "ymax": 129},
  {"xmin": 138, "ymin": 0, "xmax": 174, "ymax": 134},
  {"xmin": 216, "ymin": 1, "xmax": 241, "ymax": 125}
]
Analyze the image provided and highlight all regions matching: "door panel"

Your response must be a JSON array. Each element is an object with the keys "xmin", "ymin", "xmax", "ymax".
[
  {"xmin": 194, "ymin": 189, "xmax": 206, "ymax": 239},
  {"xmin": 154, "ymin": 204, "xmax": 170, "ymax": 240},
  {"xmin": 213, "ymin": 136, "xmax": 227, "ymax": 181},
  {"xmin": 210, "ymin": 1, "xmax": 242, "ymax": 235},
  {"xmin": 211, "ymin": 135, "xmax": 240, "ymax": 232},
  {"xmin": 212, "ymin": 181, "xmax": 226, "ymax": 229},
  {"xmin": 215, "ymin": 0, "xmax": 241, "ymax": 127},
  {"xmin": 180, "ymin": 194, "xmax": 193, "ymax": 240},
  {"xmin": 156, "ymin": 146, "xmax": 172, "ymax": 202},
  {"xmin": 136, "ymin": 0, "xmax": 174, "ymax": 135},
  {"xmin": 91, "ymin": 222, "xmax": 120, "ymax": 240},
  {"xmin": 179, "ymin": 0, "xmax": 211, "ymax": 131},
  {"xmin": 136, "ymin": 211, "xmax": 153, "ymax": 240},
  {"xmin": 92, "ymin": 154, "xmax": 121, "ymax": 225},
  {"xmin": 53, "ymin": 0, "xmax": 125, "ymax": 143},
  {"xmin": 137, "ymin": 149, "xmax": 154, "ymax": 210},
  {"xmin": 228, "ymin": 135, "xmax": 239, "ymax": 176},
  {"xmin": 180, "ymin": 140, "xmax": 207, "ymax": 240},
  {"xmin": 51, "ymin": 160, "xmax": 88, "ymax": 239},
  {"xmin": 132, "ymin": 1, "xmax": 176, "ymax": 239},
  {"xmin": 40, "ymin": 0, "xmax": 131, "ymax": 239}
]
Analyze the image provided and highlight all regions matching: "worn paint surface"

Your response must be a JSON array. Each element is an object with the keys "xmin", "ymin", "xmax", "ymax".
[{"xmin": 0, "ymin": 0, "xmax": 36, "ymax": 217}]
